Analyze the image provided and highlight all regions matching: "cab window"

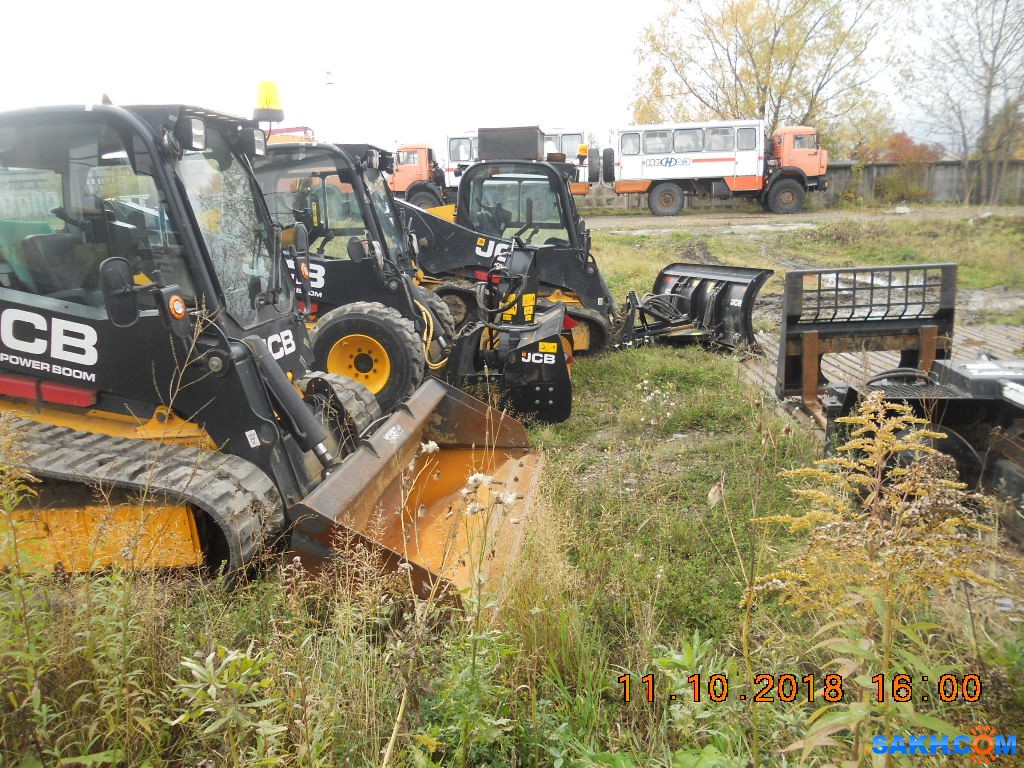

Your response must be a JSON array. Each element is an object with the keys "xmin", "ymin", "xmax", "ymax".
[
  {"xmin": 793, "ymin": 134, "xmax": 815, "ymax": 149},
  {"xmin": 0, "ymin": 119, "xmax": 191, "ymax": 311},
  {"xmin": 396, "ymin": 150, "xmax": 419, "ymax": 165}
]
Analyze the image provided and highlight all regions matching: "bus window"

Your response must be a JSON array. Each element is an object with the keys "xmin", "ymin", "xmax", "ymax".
[
  {"xmin": 643, "ymin": 130, "xmax": 672, "ymax": 154},
  {"xmin": 620, "ymin": 133, "xmax": 640, "ymax": 155},
  {"xmin": 705, "ymin": 128, "xmax": 734, "ymax": 151},
  {"xmin": 673, "ymin": 128, "xmax": 703, "ymax": 152},
  {"xmin": 736, "ymin": 128, "xmax": 757, "ymax": 151}
]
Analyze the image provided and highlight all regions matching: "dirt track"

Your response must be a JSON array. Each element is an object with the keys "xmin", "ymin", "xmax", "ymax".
[{"xmin": 587, "ymin": 204, "xmax": 1024, "ymax": 233}]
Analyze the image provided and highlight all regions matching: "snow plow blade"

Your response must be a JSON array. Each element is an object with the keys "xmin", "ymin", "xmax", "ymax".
[
  {"xmin": 619, "ymin": 263, "xmax": 773, "ymax": 350},
  {"xmin": 287, "ymin": 378, "xmax": 540, "ymax": 601}
]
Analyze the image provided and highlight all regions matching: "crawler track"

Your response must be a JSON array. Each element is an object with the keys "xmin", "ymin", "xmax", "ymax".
[{"xmin": 9, "ymin": 417, "xmax": 283, "ymax": 575}]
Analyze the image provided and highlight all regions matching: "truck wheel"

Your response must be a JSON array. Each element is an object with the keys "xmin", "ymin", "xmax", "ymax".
[
  {"xmin": 588, "ymin": 147, "xmax": 600, "ymax": 184},
  {"xmin": 767, "ymin": 179, "xmax": 805, "ymax": 214},
  {"xmin": 601, "ymin": 147, "xmax": 615, "ymax": 184},
  {"xmin": 408, "ymin": 189, "xmax": 443, "ymax": 208},
  {"xmin": 415, "ymin": 286, "xmax": 456, "ymax": 368},
  {"xmin": 649, "ymin": 183, "xmax": 684, "ymax": 216},
  {"xmin": 310, "ymin": 302, "xmax": 424, "ymax": 413}
]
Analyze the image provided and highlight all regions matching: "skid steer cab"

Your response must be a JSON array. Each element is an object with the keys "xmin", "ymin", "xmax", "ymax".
[
  {"xmin": 254, "ymin": 141, "xmax": 449, "ymax": 413},
  {"xmin": 253, "ymin": 141, "xmax": 573, "ymax": 423},
  {"xmin": 0, "ymin": 104, "xmax": 540, "ymax": 600},
  {"xmin": 399, "ymin": 159, "xmax": 618, "ymax": 355}
]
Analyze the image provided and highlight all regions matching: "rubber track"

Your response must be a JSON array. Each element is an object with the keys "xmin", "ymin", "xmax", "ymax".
[{"xmin": 8, "ymin": 416, "xmax": 283, "ymax": 575}]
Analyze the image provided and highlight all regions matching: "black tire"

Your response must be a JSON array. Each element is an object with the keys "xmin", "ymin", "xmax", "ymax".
[
  {"xmin": 601, "ymin": 147, "xmax": 615, "ymax": 184},
  {"xmin": 649, "ymin": 182, "xmax": 684, "ymax": 216},
  {"xmin": 767, "ymin": 178, "xmax": 805, "ymax": 214},
  {"xmin": 310, "ymin": 301, "xmax": 424, "ymax": 413},
  {"xmin": 300, "ymin": 373, "xmax": 382, "ymax": 457},
  {"xmin": 588, "ymin": 147, "xmax": 600, "ymax": 184},
  {"xmin": 408, "ymin": 188, "xmax": 443, "ymax": 209},
  {"xmin": 415, "ymin": 286, "xmax": 456, "ymax": 368},
  {"xmin": 435, "ymin": 287, "xmax": 477, "ymax": 329}
]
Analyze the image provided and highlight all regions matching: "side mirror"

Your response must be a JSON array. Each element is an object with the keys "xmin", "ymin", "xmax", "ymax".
[
  {"xmin": 99, "ymin": 257, "xmax": 140, "ymax": 327},
  {"xmin": 347, "ymin": 236, "xmax": 365, "ymax": 262},
  {"xmin": 293, "ymin": 222, "xmax": 312, "ymax": 314}
]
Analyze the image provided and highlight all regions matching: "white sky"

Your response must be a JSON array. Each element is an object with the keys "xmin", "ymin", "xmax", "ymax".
[{"xmin": 2, "ymin": 0, "xmax": 666, "ymax": 155}]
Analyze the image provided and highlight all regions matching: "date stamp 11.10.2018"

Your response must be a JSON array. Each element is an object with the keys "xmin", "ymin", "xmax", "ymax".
[{"xmin": 618, "ymin": 672, "xmax": 983, "ymax": 705}]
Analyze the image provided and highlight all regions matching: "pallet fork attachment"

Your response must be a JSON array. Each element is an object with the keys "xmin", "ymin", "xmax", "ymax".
[{"xmin": 617, "ymin": 263, "xmax": 774, "ymax": 350}]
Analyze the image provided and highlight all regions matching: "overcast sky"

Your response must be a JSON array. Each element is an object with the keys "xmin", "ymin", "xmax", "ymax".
[{"xmin": 2, "ymin": 0, "xmax": 665, "ymax": 154}]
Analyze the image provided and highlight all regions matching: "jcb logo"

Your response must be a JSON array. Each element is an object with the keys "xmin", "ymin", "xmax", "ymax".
[
  {"xmin": 0, "ymin": 308, "xmax": 97, "ymax": 365},
  {"xmin": 266, "ymin": 329, "xmax": 297, "ymax": 360},
  {"xmin": 521, "ymin": 351, "xmax": 556, "ymax": 365},
  {"xmin": 285, "ymin": 259, "xmax": 326, "ymax": 289},
  {"xmin": 475, "ymin": 239, "xmax": 513, "ymax": 261}
]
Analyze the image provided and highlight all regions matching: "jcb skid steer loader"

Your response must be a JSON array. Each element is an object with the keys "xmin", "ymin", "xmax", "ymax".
[
  {"xmin": 399, "ymin": 159, "xmax": 618, "ymax": 354},
  {"xmin": 400, "ymin": 158, "xmax": 772, "ymax": 354},
  {"xmin": 0, "ymin": 104, "xmax": 538, "ymax": 598},
  {"xmin": 253, "ymin": 141, "xmax": 573, "ymax": 423}
]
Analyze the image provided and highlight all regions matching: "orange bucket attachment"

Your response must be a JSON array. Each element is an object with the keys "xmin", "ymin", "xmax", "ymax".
[{"xmin": 287, "ymin": 378, "xmax": 541, "ymax": 600}]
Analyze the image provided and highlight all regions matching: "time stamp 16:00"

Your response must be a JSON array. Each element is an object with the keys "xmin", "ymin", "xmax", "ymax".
[{"xmin": 618, "ymin": 673, "xmax": 984, "ymax": 705}]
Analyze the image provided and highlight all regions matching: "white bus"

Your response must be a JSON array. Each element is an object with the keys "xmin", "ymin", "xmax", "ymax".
[{"xmin": 608, "ymin": 119, "xmax": 828, "ymax": 214}]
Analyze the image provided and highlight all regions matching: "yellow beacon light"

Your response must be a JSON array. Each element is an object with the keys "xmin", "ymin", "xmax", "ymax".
[{"xmin": 254, "ymin": 81, "xmax": 284, "ymax": 123}]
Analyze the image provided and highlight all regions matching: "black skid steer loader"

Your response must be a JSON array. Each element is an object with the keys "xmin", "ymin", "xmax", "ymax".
[
  {"xmin": 399, "ymin": 158, "xmax": 772, "ymax": 355},
  {"xmin": 0, "ymin": 104, "xmax": 539, "ymax": 598},
  {"xmin": 253, "ymin": 141, "xmax": 573, "ymax": 423}
]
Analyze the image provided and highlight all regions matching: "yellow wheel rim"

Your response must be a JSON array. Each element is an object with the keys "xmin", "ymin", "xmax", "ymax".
[{"xmin": 325, "ymin": 333, "xmax": 391, "ymax": 394}]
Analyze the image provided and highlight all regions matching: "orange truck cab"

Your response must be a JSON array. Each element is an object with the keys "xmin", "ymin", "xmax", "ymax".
[{"xmin": 388, "ymin": 144, "xmax": 448, "ymax": 209}]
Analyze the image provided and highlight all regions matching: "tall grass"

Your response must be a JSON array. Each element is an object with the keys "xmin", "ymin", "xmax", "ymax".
[{"xmin": 2, "ymin": 216, "xmax": 1023, "ymax": 764}]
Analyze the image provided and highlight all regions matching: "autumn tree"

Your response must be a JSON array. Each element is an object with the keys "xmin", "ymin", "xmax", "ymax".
[
  {"xmin": 914, "ymin": 0, "xmax": 1024, "ymax": 203},
  {"xmin": 631, "ymin": 0, "xmax": 898, "ymax": 156}
]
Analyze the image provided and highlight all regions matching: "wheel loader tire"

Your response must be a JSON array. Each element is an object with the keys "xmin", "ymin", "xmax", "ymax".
[
  {"xmin": 408, "ymin": 188, "xmax": 444, "ymax": 209},
  {"xmin": 588, "ymin": 147, "xmax": 600, "ymax": 184},
  {"xmin": 601, "ymin": 147, "xmax": 615, "ymax": 184},
  {"xmin": 767, "ymin": 178, "xmax": 805, "ymax": 214},
  {"xmin": 649, "ymin": 182, "xmax": 684, "ymax": 216},
  {"xmin": 416, "ymin": 286, "xmax": 456, "ymax": 368},
  {"xmin": 310, "ymin": 302, "xmax": 424, "ymax": 414}
]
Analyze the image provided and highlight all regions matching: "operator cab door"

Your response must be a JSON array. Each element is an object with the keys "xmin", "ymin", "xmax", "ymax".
[{"xmin": 0, "ymin": 113, "xmax": 206, "ymax": 400}]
